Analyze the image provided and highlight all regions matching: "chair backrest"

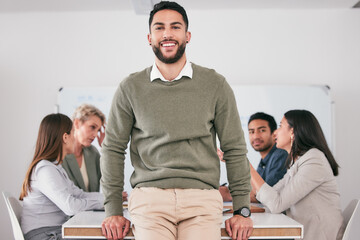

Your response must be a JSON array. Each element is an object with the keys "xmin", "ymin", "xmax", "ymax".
[
  {"xmin": 342, "ymin": 199, "xmax": 360, "ymax": 240},
  {"xmin": 2, "ymin": 191, "xmax": 25, "ymax": 240}
]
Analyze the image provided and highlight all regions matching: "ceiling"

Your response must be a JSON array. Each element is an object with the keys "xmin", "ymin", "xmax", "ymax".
[{"xmin": 0, "ymin": 0, "xmax": 359, "ymax": 13}]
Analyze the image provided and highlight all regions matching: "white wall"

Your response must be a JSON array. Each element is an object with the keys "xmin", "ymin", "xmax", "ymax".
[{"xmin": 1, "ymin": 9, "xmax": 359, "ymax": 239}]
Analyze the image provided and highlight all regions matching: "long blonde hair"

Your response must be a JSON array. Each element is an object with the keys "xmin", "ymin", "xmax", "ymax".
[{"xmin": 19, "ymin": 113, "xmax": 73, "ymax": 200}]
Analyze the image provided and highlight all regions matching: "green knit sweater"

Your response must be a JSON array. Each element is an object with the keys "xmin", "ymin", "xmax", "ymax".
[{"xmin": 100, "ymin": 63, "xmax": 251, "ymax": 216}]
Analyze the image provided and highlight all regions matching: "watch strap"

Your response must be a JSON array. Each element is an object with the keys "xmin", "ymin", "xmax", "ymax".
[{"xmin": 233, "ymin": 207, "xmax": 251, "ymax": 217}]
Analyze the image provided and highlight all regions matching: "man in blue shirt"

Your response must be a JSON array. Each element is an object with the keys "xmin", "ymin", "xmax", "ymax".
[
  {"xmin": 248, "ymin": 112, "xmax": 287, "ymax": 186},
  {"xmin": 219, "ymin": 112, "xmax": 287, "ymax": 202}
]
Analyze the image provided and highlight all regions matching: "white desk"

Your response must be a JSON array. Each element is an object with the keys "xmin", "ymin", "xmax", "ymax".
[{"xmin": 62, "ymin": 210, "xmax": 303, "ymax": 239}]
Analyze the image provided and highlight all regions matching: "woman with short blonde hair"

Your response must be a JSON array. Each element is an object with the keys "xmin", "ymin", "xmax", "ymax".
[{"xmin": 62, "ymin": 104, "xmax": 105, "ymax": 192}]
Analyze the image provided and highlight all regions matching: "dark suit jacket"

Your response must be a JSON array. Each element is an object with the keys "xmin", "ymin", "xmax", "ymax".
[{"xmin": 62, "ymin": 145, "xmax": 101, "ymax": 192}]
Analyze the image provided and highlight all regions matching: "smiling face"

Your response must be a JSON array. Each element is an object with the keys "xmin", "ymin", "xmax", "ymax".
[
  {"xmin": 275, "ymin": 116, "xmax": 294, "ymax": 153},
  {"xmin": 148, "ymin": 9, "xmax": 191, "ymax": 64},
  {"xmin": 74, "ymin": 115, "xmax": 102, "ymax": 147},
  {"xmin": 248, "ymin": 119, "xmax": 275, "ymax": 153}
]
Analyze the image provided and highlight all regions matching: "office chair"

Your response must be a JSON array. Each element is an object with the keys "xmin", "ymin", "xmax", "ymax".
[
  {"xmin": 2, "ymin": 191, "xmax": 25, "ymax": 240},
  {"xmin": 342, "ymin": 199, "xmax": 360, "ymax": 240}
]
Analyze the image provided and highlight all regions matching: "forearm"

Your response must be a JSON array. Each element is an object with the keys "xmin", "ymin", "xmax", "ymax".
[
  {"xmin": 215, "ymin": 80, "xmax": 251, "ymax": 210},
  {"xmin": 225, "ymin": 151, "xmax": 251, "ymax": 210},
  {"xmin": 38, "ymin": 166, "xmax": 104, "ymax": 215},
  {"xmin": 100, "ymin": 147, "xmax": 125, "ymax": 216},
  {"xmin": 250, "ymin": 163, "xmax": 265, "ymax": 192},
  {"xmin": 100, "ymin": 85, "xmax": 133, "ymax": 217},
  {"xmin": 100, "ymin": 123, "xmax": 129, "ymax": 216},
  {"xmin": 250, "ymin": 188, "xmax": 259, "ymax": 203}
]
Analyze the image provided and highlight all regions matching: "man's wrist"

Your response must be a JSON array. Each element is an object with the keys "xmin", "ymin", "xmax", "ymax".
[{"xmin": 233, "ymin": 206, "xmax": 251, "ymax": 218}]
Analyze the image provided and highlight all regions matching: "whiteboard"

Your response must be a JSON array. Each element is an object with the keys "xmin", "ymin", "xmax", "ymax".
[{"xmin": 57, "ymin": 85, "xmax": 334, "ymax": 191}]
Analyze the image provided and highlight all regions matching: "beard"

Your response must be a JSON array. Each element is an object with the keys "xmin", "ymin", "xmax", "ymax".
[
  {"xmin": 152, "ymin": 40, "xmax": 186, "ymax": 64},
  {"xmin": 252, "ymin": 140, "xmax": 273, "ymax": 153}
]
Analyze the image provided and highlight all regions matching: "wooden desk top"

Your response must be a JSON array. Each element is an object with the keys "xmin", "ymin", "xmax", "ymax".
[
  {"xmin": 223, "ymin": 202, "xmax": 265, "ymax": 214},
  {"xmin": 62, "ymin": 206, "xmax": 303, "ymax": 239}
]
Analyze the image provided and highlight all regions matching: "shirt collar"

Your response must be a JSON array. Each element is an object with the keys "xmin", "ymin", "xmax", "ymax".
[
  {"xmin": 150, "ymin": 61, "xmax": 193, "ymax": 82},
  {"xmin": 261, "ymin": 144, "xmax": 278, "ymax": 164}
]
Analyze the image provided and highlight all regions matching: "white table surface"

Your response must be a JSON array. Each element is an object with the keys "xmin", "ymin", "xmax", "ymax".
[{"xmin": 62, "ymin": 209, "xmax": 303, "ymax": 239}]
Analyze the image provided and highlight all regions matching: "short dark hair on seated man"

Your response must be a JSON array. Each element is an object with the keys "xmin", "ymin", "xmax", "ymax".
[
  {"xmin": 248, "ymin": 112, "xmax": 277, "ymax": 133},
  {"xmin": 149, "ymin": 1, "xmax": 189, "ymax": 31}
]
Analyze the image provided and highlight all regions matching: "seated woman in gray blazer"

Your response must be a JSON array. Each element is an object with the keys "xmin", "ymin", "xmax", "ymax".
[
  {"xmin": 20, "ymin": 113, "xmax": 104, "ymax": 240},
  {"xmin": 62, "ymin": 104, "xmax": 105, "ymax": 193},
  {"xmin": 62, "ymin": 104, "xmax": 128, "ymax": 200},
  {"xmin": 250, "ymin": 110, "xmax": 344, "ymax": 240}
]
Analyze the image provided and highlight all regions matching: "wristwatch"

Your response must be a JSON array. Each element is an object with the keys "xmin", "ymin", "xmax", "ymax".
[{"xmin": 233, "ymin": 207, "xmax": 251, "ymax": 218}]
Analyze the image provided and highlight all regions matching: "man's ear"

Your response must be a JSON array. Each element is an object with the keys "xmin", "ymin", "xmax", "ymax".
[
  {"xmin": 147, "ymin": 33, "xmax": 152, "ymax": 46},
  {"xmin": 186, "ymin": 31, "xmax": 191, "ymax": 43},
  {"xmin": 271, "ymin": 131, "xmax": 276, "ymax": 142}
]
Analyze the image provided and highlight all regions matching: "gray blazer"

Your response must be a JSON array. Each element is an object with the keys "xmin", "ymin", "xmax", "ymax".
[
  {"xmin": 62, "ymin": 145, "xmax": 101, "ymax": 192},
  {"xmin": 257, "ymin": 148, "xmax": 344, "ymax": 240}
]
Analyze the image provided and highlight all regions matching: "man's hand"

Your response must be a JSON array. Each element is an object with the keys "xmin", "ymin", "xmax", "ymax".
[
  {"xmin": 225, "ymin": 215, "xmax": 253, "ymax": 240},
  {"xmin": 219, "ymin": 186, "xmax": 232, "ymax": 202},
  {"xmin": 101, "ymin": 215, "xmax": 130, "ymax": 240}
]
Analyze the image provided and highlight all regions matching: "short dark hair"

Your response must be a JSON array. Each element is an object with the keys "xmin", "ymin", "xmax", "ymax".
[
  {"xmin": 284, "ymin": 109, "xmax": 339, "ymax": 176},
  {"xmin": 248, "ymin": 112, "xmax": 277, "ymax": 133},
  {"xmin": 149, "ymin": 1, "xmax": 189, "ymax": 32}
]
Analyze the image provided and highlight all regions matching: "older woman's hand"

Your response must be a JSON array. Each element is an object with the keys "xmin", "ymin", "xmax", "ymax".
[{"xmin": 97, "ymin": 124, "xmax": 106, "ymax": 146}]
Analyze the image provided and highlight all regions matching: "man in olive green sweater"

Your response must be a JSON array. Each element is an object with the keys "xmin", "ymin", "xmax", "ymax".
[{"xmin": 100, "ymin": 2, "xmax": 253, "ymax": 240}]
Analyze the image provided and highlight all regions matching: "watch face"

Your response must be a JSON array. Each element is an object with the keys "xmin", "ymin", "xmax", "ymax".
[{"xmin": 240, "ymin": 207, "xmax": 251, "ymax": 217}]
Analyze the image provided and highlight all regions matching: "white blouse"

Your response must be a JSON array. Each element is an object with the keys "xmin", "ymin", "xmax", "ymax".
[
  {"xmin": 21, "ymin": 160, "xmax": 104, "ymax": 234},
  {"xmin": 79, "ymin": 155, "xmax": 89, "ymax": 192}
]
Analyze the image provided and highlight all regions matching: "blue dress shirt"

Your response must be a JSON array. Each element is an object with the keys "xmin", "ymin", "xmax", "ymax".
[{"xmin": 256, "ymin": 145, "xmax": 288, "ymax": 186}]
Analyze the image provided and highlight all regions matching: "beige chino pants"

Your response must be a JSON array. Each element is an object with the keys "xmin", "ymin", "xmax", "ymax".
[{"xmin": 128, "ymin": 187, "xmax": 223, "ymax": 240}]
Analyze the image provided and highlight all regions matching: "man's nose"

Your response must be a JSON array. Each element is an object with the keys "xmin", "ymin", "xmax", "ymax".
[
  {"xmin": 253, "ymin": 131, "xmax": 261, "ymax": 138},
  {"xmin": 163, "ymin": 28, "xmax": 173, "ymax": 39}
]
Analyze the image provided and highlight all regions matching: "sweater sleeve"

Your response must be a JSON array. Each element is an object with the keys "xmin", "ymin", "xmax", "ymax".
[
  {"xmin": 100, "ymin": 83, "xmax": 134, "ymax": 217},
  {"xmin": 214, "ymin": 80, "xmax": 251, "ymax": 211}
]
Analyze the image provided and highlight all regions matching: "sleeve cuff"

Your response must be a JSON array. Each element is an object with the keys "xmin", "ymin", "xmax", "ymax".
[
  {"xmin": 232, "ymin": 195, "xmax": 250, "ymax": 211},
  {"xmin": 256, "ymin": 183, "xmax": 270, "ymax": 203},
  {"xmin": 104, "ymin": 200, "xmax": 124, "ymax": 217}
]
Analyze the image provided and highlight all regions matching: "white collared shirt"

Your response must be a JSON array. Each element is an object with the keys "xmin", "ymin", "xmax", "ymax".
[{"xmin": 150, "ymin": 60, "xmax": 193, "ymax": 82}]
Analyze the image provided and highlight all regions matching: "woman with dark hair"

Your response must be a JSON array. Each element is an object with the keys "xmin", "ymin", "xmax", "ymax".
[
  {"xmin": 20, "ymin": 113, "xmax": 104, "ymax": 240},
  {"xmin": 250, "ymin": 110, "xmax": 344, "ymax": 240}
]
